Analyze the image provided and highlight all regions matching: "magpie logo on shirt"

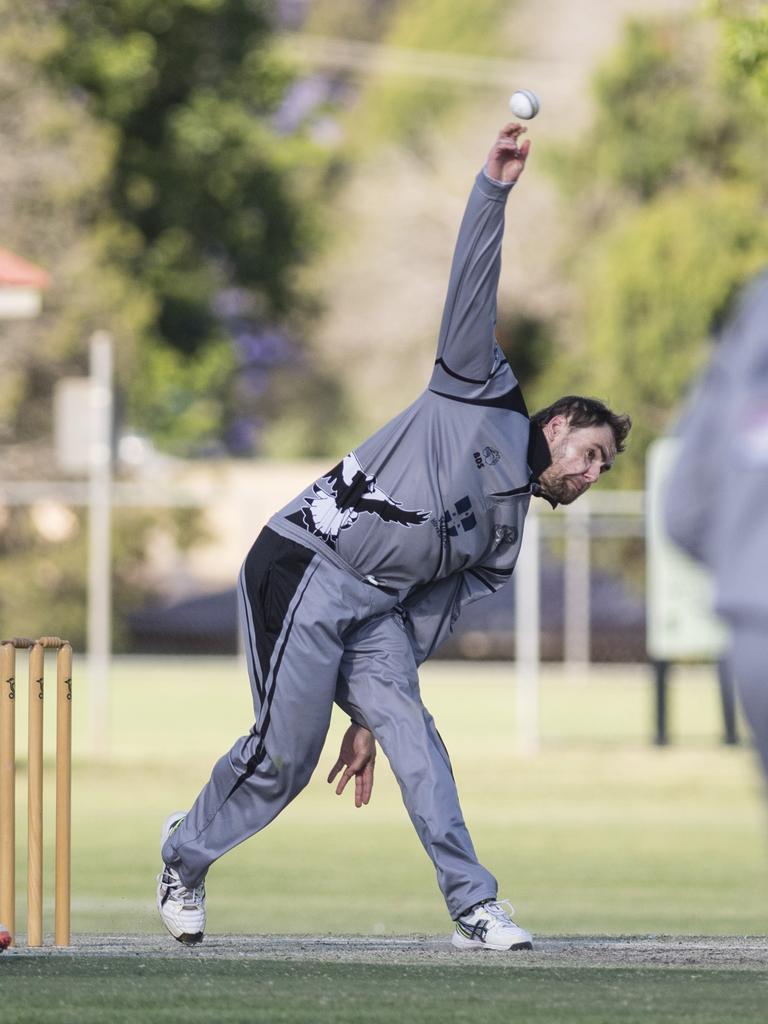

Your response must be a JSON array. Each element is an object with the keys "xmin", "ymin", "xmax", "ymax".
[
  {"xmin": 473, "ymin": 446, "xmax": 501, "ymax": 469},
  {"xmin": 285, "ymin": 452, "xmax": 430, "ymax": 550},
  {"xmin": 443, "ymin": 496, "xmax": 477, "ymax": 537}
]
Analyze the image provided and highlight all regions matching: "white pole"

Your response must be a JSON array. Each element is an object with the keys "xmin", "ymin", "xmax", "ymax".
[
  {"xmin": 515, "ymin": 506, "xmax": 540, "ymax": 756},
  {"xmin": 87, "ymin": 331, "xmax": 113, "ymax": 758},
  {"xmin": 564, "ymin": 499, "xmax": 591, "ymax": 672}
]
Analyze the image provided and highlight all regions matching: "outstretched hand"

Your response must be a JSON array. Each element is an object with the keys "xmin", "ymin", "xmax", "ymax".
[
  {"xmin": 485, "ymin": 123, "xmax": 531, "ymax": 184},
  {"xmin": 327, "ymin": 723, "xmax": 376, "ymax": 808}
]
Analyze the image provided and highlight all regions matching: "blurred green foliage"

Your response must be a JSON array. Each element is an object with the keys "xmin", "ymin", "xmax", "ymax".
[
  {"xmin": 534, "ymin": 12, "xmax": 768, "ymax": 488},
  {"xmin": 576, "ymin": 184, "xmax": 768, "ymax": 478},
  {"xmin": 47, "ymin": 0, "xmax": 333, "ymax": 454},
  {"xmin": 715, "ymin": 0, "xmax": 768, "ymax": 101},
  {"xmin": 557, "ymin": 20, "xmax": 739, "ymax": 200},
  {"xmin": 337, "ymin": 0, "xmax": 515, "ymax": 153},
  {"xmin": 0, "ymin": 505, "xmax": 207, "ymax": 651},
  {"xmin": 0, "ymin": 3, "xmax": 153, "ymax": 446},
  {"xmin": 0, "ymin": 1, "xmax": 334, "ymax": 644},
  {"xmin": 0, "ymin": 0, "xmax": 335, "ymax": 456},
  {"xmin": 6, "ymin": 1, "xmax": 767, "ymax": 470},
  {"xmin": 4, "ymin": 1, "xmax": 768, "ymax": 645},
  {"xmin": 305, "ymin": 0, "xmax": 396, "ymax": 43}
]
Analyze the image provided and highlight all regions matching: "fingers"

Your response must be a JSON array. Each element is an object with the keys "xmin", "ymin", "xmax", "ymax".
[
  {"xmin": 333, "ymin": 753, "xmax": 366, "ymax": 795},
  {"xmin": 360, "ymin": 763, "xmax": 374, "ymax": 807},
  {"xmin": 327, "ymin": 757, "xmax": 343, "ymax": 785},
  {"xmin": 329, "ymin": 754, "xmax": 375, "ymax": 805},
  {"xmin": 328, "ymin": 725, "xmax": 376, "ymax": 804},
  {"xmin": 495, "ymin": 137, "xmax": 531, "ymax": 158},
  {"xmin": 335, "ymin": 766, "xmax": 353, "ymax": 796},
  {"xmin": 500, "ymin": 122, "xmax": 527, "ymax": 139},
  {"xmin": 353, "ymin": 762, "xmax": 374, "ymax": 808}
]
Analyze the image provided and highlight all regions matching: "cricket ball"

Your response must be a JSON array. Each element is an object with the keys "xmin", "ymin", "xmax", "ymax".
[
  {"xmin": 509, "ymin": 89, "xmax": 540, "ymax": 119},
  {"xmin": 0, "ymin": 923, "xmax": 11, "ymax": 951}
]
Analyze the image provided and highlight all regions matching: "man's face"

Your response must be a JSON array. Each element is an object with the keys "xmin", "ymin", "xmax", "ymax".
[{"xmin": 537, "ymin": 415, "xmax": 616, "ymax": 505}]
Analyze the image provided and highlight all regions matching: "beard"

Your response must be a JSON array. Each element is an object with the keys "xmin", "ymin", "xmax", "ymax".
[
  {"xmin": 538, "ymin": 473, "xmax": 585, "ymax": 505},
  {"xmin": 537, "ymin": 435, "xmax": 591, "ymax": 506}
]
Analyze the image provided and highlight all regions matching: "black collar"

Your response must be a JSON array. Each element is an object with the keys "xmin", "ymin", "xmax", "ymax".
[
  {"xmin": 527, "ymin": 420, "xmax": 558, "ymax": 509},
  {"xmin": 527, "ymin": 420, "xmax": 551, "ymax": 479}
]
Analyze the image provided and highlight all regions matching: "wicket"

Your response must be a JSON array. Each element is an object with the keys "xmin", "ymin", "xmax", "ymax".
[{"xmin": 0, "ymin": 636, "xmax": 72, "ymax": 948}]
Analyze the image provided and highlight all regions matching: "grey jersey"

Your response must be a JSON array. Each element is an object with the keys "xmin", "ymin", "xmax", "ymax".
[
  {"xmin": 665, "ymin": 269, "xmax": 768, "ymax": 625},
  {"xmin": 270, "ymin": 170, "xmax": 550, "ymax": 634}
]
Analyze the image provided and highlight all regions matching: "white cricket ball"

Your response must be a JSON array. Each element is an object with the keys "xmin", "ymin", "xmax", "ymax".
[{"xmin": 508, "ymin": 89, "xmax": 540, "ymax": 120}]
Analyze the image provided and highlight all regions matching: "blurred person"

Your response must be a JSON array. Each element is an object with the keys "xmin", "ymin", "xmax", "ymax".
[
  {"xmin": 665, "ymin": 270, "xmax": 768, "ymax": 800},
  {"xmin": 156, "ymin": 124, "xmax": 631, "ymax": 950}
]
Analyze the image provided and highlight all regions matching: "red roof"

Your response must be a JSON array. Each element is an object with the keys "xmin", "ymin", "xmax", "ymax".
[{"xmin": 0, "ymin": 248, "xmax": 50, "ymax": 289}]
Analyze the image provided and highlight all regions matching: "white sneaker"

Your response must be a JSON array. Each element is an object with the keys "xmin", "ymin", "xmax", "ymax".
[
  {"xmin": 452, "ymin": 898, "xmax": 533, "ymax": 951},
  {"xmin": 156, "ymin": 811, "xmax": 206, "ymax": 945}
]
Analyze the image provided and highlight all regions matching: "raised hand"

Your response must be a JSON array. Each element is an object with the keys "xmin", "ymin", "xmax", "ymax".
[{"xmin": 485, "ymin": 123, "xmax": 531, "ymax": 184}]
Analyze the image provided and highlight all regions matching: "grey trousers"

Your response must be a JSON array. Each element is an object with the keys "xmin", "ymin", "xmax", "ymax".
[
  {"xmin": 730, "ymin": 623, "xmax": 768, "ymax": 787},
  {"xmin": 162, "ymin": 527, "xmax": 497, "ymax": 919},
  {"xmin": 338, "ymin": 611, "xmax": 497, "ymax": 917}
]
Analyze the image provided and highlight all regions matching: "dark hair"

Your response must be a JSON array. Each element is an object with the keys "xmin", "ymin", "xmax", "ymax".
[{"xmin": 531, "ymin": 396, "xmax": 631, "ymax": 453}]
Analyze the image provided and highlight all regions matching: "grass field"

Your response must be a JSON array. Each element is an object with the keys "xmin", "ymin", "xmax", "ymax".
[
  {"xmin": 2, "ymin": 657, "xmax": 767, "ymax": 1022},
  {"xmin": 4, "ymin": 657, "xmax": 767, "ymax": 936},
  {"xmin": 5, "ymin": 955, "xmax": 768, "ymax": 1024}
]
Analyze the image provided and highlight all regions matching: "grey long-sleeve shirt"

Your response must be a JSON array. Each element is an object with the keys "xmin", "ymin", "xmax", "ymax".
[
  {"xmin": 665, "ymin": 269, "xmax": 768, "ymax": 626},
  {"xmin": 269, "ymin": 169, "xmax": 551, "ymax": 657}
]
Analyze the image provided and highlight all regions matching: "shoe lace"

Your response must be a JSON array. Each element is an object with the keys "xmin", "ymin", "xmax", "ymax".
[
  {"xmin": 158, "ymin": 868, "xmax": 205, "ymax": 905},
  {"xmin": 483, "ymin": 898, "xmax": 516, "ymax": 922}
]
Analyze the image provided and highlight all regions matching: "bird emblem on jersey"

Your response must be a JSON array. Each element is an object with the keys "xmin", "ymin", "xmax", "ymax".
[{"xmin": 286, "ymin": 453, "xmax": 431, "ymax": 549}]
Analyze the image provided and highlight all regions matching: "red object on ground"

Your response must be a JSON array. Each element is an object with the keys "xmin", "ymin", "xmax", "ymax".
[{"xmin": 0, "ymin": 924, "xmax": 11, "ymax": 951}]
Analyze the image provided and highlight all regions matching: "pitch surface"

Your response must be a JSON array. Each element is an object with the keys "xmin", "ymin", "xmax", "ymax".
[{"xmin": 4, "ymin": 933, "xmax": 768, "ymax": 968}]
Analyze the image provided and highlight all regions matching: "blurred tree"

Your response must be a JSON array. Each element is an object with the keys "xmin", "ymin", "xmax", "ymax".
[
  {"xmin": 304, "ymin": 0, "xmax": 396, "ymax": 43},
  {"xmin": 38, "ymin": 0, "xmax": 339, "ymax": 456},
  {"xmin": 0, "ymin": 3, "xmax": 154, "ymax": 449},
  {"xmin": 2, "ymin": 0, "xmax": 340, "ymax": 456},
  {"xmin": 715, "ymin": 0, "xmax": 768, "ymax": 102},
  {"xmin": 340, "ymin": 0, "xmax": 513, "ymax": 154},
  {"xmin": 549, "ymin": 18, "xmax": 740, "ymax": 203},
  {"xmin": 0, "ymin": 503, "xmax": 207, "ymax": 652},
  {"xmin": 0, "ymin": 1, "xmax": 348, "ymax": 647},
  {"xmin": 531, "ymin": 13, "xmax": 768, "ymax": 488},
  {"xmin": 563, "ymin": 184, "xmax": 768, "ymax": 487}
]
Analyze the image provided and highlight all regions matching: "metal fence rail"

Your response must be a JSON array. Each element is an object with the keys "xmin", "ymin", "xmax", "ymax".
[{"xmin": 0, "ymin": 478, "xmax": 650, "ymax": 754}]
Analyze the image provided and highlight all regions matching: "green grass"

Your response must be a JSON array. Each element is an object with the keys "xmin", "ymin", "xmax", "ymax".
[
  {"xmin": 3, "ymin": 959, "xmax": 768, "ymax": 1024},
  {"xmin": 4, "ymin": 657, "xmax": 767, "ymax": 1023},
  {"xmin": 6, "ymin": 658, "xmax": 767, "ymax": 938}
]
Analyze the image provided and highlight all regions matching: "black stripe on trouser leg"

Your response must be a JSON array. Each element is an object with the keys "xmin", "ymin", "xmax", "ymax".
[
  {"xmin": 241, "ymin": 527, "xmax": 315, "ymax": 702},
  {"xmin": 239, "ymin": 571, "xmax": 265, "ymax": 703},
  {"xmin": 226, "ymin": 558, "xmax": 317, "ymax": 799}
]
